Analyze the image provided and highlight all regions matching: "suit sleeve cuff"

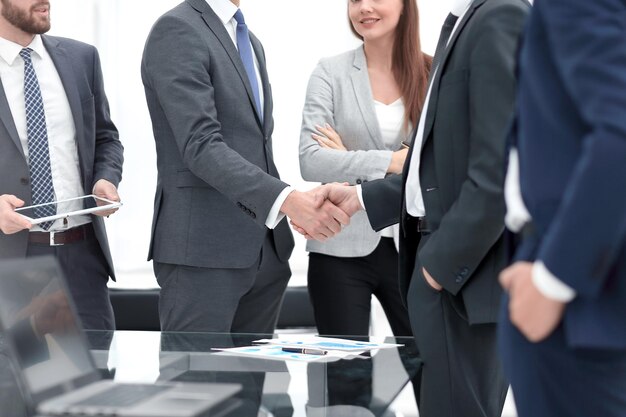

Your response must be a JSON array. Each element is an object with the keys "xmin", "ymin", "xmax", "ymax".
[
  {"xmin": 92, "ymin": 176, "xmax": 119, "ymax": 192},
  {"xmin": 266, "ymin": 186, "xmax": 293, "ymax": 229},
  {"xmin": 356, "ymin": 184, "xmax": 366, "ymax": 211},
  {"xmin": 532, "ymin": 261, "xmax": 576, "ymax": 302}
]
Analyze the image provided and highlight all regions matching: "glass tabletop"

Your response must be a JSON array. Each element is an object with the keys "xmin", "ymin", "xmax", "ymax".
[{"xmin": 2, "ymin": 331, "xmax": 420, "ymax": 417}]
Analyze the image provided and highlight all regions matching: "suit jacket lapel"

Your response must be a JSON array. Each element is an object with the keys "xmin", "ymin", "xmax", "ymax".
[
  {"xmin": 42, "ymin": 35, "xmax": 87, "ymax": 175},
  {"xmin": 351, "ymin": 47, "xmax": 382, "ymax": 145},
  {"xmin": 0, "ymin": 80, "xmax": 25, "ymax": 159},
  {"xmin": 421, "ymin": 0, "xmax": 485, "ymax": 150},
  {"xmin": 250, "ymin": 34, "xmax": 269, "ymax": 131},
  {"xmin": 188, "ymin": 0, "xmax": 263, "ymax": 128},
  {"xmin": 248, "ymin": 34, "xmax": 279, "ymax": 175}
]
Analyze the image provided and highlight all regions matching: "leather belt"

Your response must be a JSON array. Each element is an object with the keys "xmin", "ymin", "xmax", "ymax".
[
  {"xmin": 416, "ymin": 217, "xmax": 431, "ymax": 233},
  {"xmin": 28, "ymin": 223, "xmax": 94, "ymax": 246}
]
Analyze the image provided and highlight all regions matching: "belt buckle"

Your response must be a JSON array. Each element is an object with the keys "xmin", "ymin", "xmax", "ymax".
[{"xmin": 49, "ymin": 231, "xmax": 63, "ymax": 247}]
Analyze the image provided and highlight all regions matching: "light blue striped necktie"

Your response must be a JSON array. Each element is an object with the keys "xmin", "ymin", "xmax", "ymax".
[
  {"xmin": 20, "ymin": 48, "xmax": 56, "ymax": 230},
  {"xmin": 233, "ymin": 9, "xmax": 263, "ymax": 120}
]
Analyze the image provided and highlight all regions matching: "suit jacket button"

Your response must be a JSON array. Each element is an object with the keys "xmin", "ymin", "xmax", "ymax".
[
  {"xmin": 20, "ymin": 177, "xmax": 29, "ymax": 185},
  {"xmin": 456, "ymin": 276, "xmax": 463, "ymax": 283},
  {"xmin": 356, "ymin": 179, "xmax": 362, "ymax": 184}
]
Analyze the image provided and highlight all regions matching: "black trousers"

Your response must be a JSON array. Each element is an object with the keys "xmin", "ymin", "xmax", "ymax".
[
  {"xmin": 26, "ymin": 226, "xmax": 115, "ymax": 330},
  {"xmin": 307, "ymin": 238, "xmax": 421, "ymax": 408},
  {"xmin": 407, "ymin": 250, "xmax": 507, "ymax": 417},
  {"xmin": 307, "ymin": 238, "xmax": 412, "ymax": 337}
]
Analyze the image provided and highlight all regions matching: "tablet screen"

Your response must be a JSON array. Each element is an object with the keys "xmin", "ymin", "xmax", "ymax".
[{"xmin": 15, "ymin": 195, "xmax": 122, "ymax": 225}]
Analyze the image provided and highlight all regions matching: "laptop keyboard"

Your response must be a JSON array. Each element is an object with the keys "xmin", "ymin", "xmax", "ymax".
[{"xmin": 72, "ymin": 384, "xmax": 170, "ymax": 407}]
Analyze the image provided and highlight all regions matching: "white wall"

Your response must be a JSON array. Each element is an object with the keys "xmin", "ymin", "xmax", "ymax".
[{"xmin": 47, "ymin": 0, "xmax": 451, "ymax": 288}]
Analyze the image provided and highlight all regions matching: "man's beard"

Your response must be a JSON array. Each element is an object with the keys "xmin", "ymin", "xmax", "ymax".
[{"xmin": 1, "ymin": 0, "xmax": 50, "ymax": 35}]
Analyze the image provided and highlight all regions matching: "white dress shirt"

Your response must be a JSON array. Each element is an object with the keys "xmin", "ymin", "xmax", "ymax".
[
  {"xmin": 205, "ymin": 0, "xmax": 264, "ymax": 111},
  {"xmin": 206, "ymin": 0, "xmax": 288, "ymax": 228},
  {"xmin": 504, "ymin": 149, "xmax": 577, "ymax": 302},
  {"xmin": 0, "ymin": 35, "xmax": 88, "ymax": 232},
  {"xmin": 374, "ymin": 98, "xmax": 405, "ymax": 247}
]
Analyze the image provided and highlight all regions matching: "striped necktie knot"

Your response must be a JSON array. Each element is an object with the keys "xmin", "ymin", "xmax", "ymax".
[{"xmin": 19, "ymin": 47, "xmax": 33, "ymax": 61}]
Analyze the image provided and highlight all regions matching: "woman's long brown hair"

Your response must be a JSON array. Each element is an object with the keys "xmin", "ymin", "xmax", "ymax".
[{"xmin": 350, "ymin": 0, "xmax": 432, "ymax": 131}]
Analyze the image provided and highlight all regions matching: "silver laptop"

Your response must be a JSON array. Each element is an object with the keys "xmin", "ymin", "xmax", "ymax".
[{"xmin": 0, "ymin": 256, "xmax": 241, "ymax": 417}]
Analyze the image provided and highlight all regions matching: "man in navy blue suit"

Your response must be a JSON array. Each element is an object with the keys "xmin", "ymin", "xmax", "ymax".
[{"xmin": 498, "ymin": 0, "xmax": 626, "ymax": 416}]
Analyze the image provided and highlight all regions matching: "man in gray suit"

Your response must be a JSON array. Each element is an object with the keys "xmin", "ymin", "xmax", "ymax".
[
  {"xmin": 0, "ymin": 0, "xmax": 124, "ymax": 330},
  {"xmin": 294, "ymin": 0, "xmax": 529, "ymax": 415},
  {"xmin": 141, "ymin": 0, "xmax": 349, "ymax": 333}
]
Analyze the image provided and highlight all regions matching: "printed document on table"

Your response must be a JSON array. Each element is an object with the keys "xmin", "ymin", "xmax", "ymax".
[
  {"xmin": 253, "ymin": 336, "xmax": 403, "ymax": 352},
  {"xmin": 212, "ymin": 345, "xmax": 359, "ymax": 362}
]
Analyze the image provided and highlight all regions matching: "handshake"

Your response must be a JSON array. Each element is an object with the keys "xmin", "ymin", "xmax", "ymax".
[{"xmin": 280, "ymin": 183, "xmax": 363, "ymax": 241}]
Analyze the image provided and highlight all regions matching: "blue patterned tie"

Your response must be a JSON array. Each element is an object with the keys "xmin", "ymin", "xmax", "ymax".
[
  {"xmin": 233, "ymin": 9, "xmax": 263, "ymax": 120},
  {"xmin": 20, "ymin": 48, "xmax": 56, "ymax": 230}
]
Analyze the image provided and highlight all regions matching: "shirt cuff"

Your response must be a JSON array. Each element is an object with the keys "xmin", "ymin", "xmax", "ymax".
[
  {"xmin": 532, "ymin": 261, "xmax": 577, "ymax": 303},
  {"xmin": 356, "ymin": 184, "xmax": 366, "ymax": 211},
  {"xmin": 265, "ymin": 186, "xmax": 293, "ymax": 229},
  {"xmin": 504, "ymin": 148, "xmax": 532, "ymax": 232}
]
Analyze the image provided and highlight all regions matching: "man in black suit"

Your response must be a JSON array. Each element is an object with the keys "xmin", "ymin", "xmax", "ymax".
[{"xmin": 294, "ymin": 0, "xmax": 529, "ymax": 415}]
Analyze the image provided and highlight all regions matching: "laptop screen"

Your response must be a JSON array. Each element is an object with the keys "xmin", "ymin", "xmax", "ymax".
[{"xmin": 0, "ymin": 257, "xmax": 97, "ymax": 397}]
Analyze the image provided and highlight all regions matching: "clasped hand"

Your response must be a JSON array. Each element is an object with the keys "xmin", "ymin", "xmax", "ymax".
[{"xmin": 285, "ymin": 183, "xmax": 362, "ymax": 241}]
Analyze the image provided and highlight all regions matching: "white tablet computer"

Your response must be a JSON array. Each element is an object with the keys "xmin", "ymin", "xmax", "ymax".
[{"xmin": 15, "ymin": 195, "xmax": 122, "ymax": 225}]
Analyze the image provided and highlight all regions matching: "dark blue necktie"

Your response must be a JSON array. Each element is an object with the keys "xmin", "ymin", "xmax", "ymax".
[
  {"xmin": 233, "ymin": 9, "xmax": 263, "ymax": 120},
  {"xmin": 20, "ymin": 48, "xmax": 56, "ymax": 230}
]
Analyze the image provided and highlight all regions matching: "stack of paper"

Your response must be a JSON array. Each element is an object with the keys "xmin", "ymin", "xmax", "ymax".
[
  {"xmin": 212, "ymin": 336, "xmax": 403, "ymax": 362},
  {"xmin": 254, "ymin": 336, "xmax": 403, "ymax": 352}
]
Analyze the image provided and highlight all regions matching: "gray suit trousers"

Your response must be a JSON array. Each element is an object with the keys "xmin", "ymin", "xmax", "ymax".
[
  {"xmin": 155, "ymin": 233, "xmax": 291, "ymax": 333},
  {"xmin": 26, "ymin": 228, "xmax": 115, "ymax": 330}
]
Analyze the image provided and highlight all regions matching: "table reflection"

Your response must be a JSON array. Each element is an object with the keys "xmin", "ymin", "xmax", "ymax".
[
  {"xmin": 1, "ymin": 331, "xmax": 420, "ymax": 417},
  {"xmin": 0, "ymin": 334, "xmax": 28, "ymax": 417}
]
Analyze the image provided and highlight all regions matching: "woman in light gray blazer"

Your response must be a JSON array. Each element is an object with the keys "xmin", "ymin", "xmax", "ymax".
[{"xmin": 299, "ymin": 0, "xmax": 431, "ymax": 337}]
